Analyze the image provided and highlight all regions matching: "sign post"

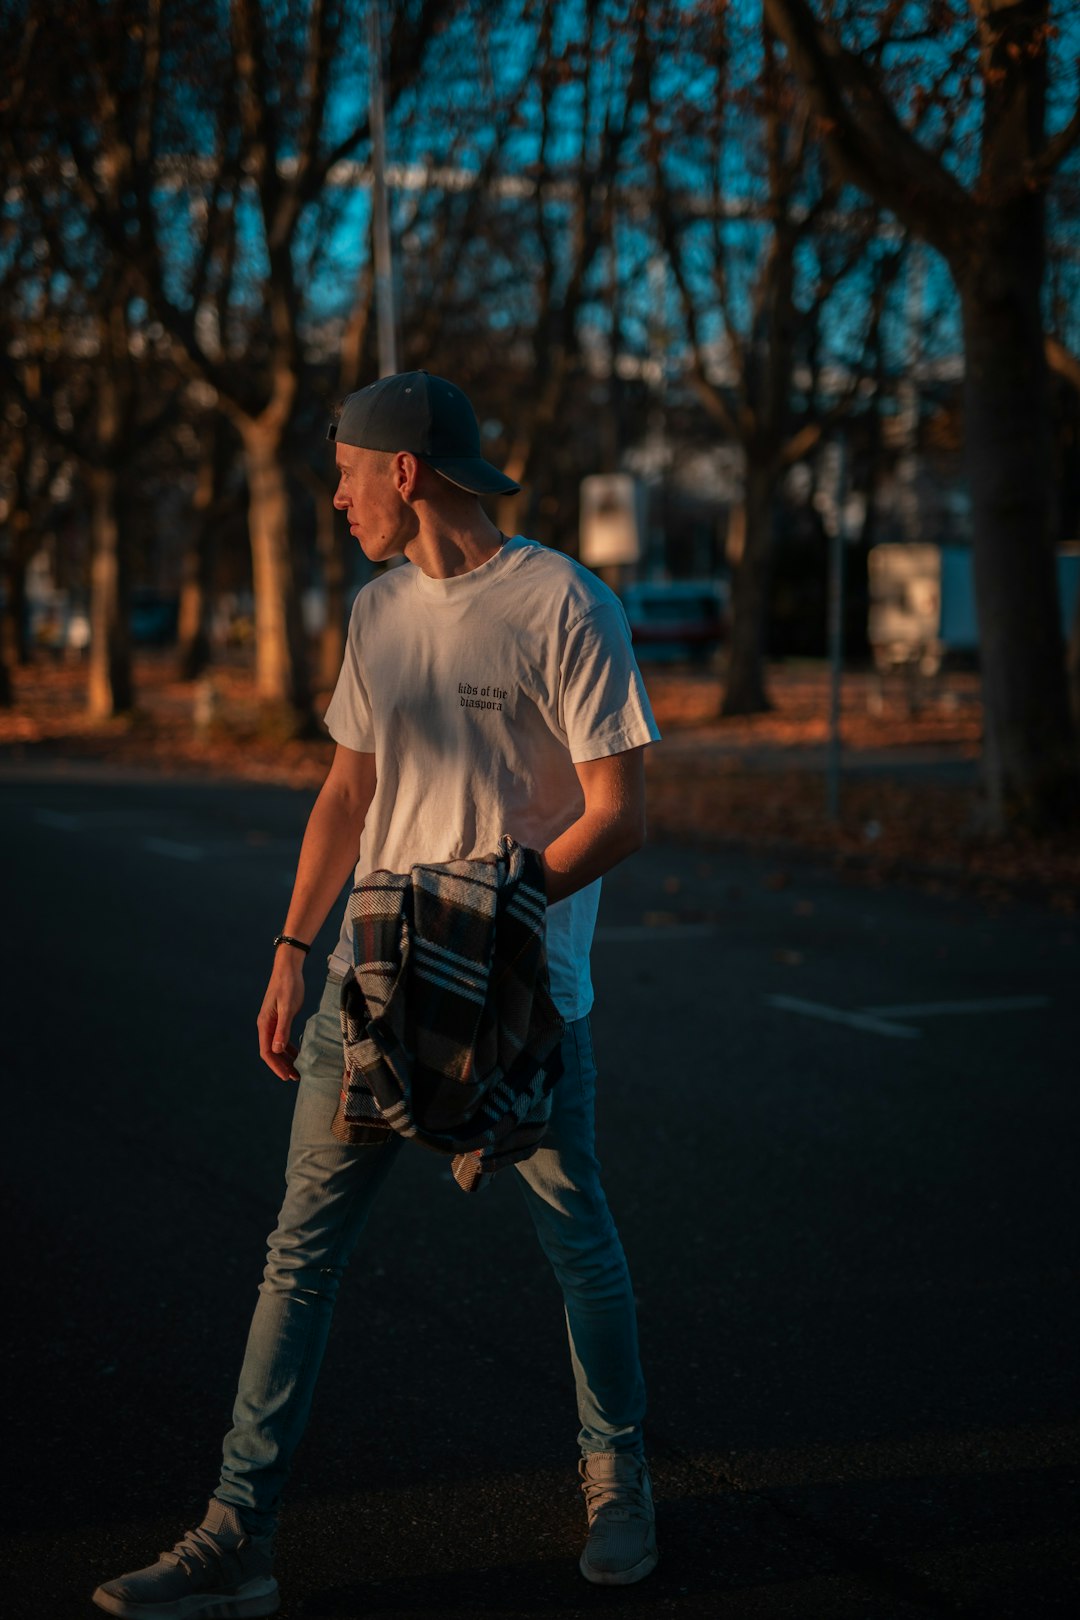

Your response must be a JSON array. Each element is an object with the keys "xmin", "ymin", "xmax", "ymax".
[
  {"xmin": 368, "ymin": 0, "xmax": 398, "ymax": 378},
  {"xmin": 815, "ymin": 435, "xmax": 862, "ymax": 822},
  {"xmin": 826, "ymin": 440, "xmax": 847, "ymax": 822}
]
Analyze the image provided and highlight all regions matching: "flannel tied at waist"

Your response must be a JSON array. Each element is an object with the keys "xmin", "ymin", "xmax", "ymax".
[{"xmin": 333, "ymin": 836, "xmax": 566, "ymax": 1192}]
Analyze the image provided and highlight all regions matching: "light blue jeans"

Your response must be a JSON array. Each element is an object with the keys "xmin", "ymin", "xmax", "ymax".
[{"xmin": 216, "ymin": 971, "xmax": 646, "ymax": 1535}]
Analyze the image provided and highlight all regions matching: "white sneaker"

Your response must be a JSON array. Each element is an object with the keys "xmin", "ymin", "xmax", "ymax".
[
  {"xmin": 92, "ymin": 1499, "xmax": 279, "ymax": 1617},
  {"xmin": 578, "ymin": 1452, "xmax": 659, "ymax": 1585}
]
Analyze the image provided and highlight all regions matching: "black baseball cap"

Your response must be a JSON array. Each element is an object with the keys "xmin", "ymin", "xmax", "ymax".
[{"xmin": 327, "ymin": 370, "xmax": 520, "ymax": 496}]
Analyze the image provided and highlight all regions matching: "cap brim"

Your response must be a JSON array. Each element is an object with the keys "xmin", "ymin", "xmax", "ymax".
[{"xmin": 421, "ymin": 455, "xmax": 521, "ymax": 496}]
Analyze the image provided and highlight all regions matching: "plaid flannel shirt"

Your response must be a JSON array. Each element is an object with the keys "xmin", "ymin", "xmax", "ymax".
[{"xmin": 332, "ymin": 836, "xmax": 566, "ymax": 1192}]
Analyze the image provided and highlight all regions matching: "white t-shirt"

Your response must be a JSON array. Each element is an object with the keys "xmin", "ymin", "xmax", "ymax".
[{"xmin": 323, "ymin": 535, "xmax": 661, "ymax": 1020}]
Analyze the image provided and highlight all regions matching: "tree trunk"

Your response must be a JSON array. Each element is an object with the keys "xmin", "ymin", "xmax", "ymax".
[
  {"xmin": 496, "ymin": 354, "xmax": 574, "ymax": 538},
  {"xmin": 0, "ymin": 591, "xmax": 13, "ymax": 704},
  {"xmin": 176, "ymin": 420, "xmax": 227, "ymax": 683},
  {"xmin": 315, "ymin": 477, "xmax": 346, "ymax": 689},
  {"xmin": 0, "ymin": 510, "xmax": 32, "ymax": 707},
  {"xmin": 87, "ymin": 462, "xmax": 133, "ymax": 719},
  {"xmin": 238, "ymin": 419, "xmax": 311, "ymax": 734},
  {"xmin": 9, "ymin": 518, "xmax": 32, "ymax": 666},
  {"xmin": 496, "ymin": 485, "xmax": 527, "ymax": 539},
  {"xmin": 960, "ymin": 233, "xmax": 1078, "ymax": 828},
  {"xmin": 3, "ymin": 424, "xmax": 37, "ymax": 691},
  {"xmin": 497, "ymin": 431, "xmax": 537, "ymax": 537},
  {"xmin": 1068, "ymin": 583, "xmax": 1080, "ymax": 732},
  {"xmin": 722, "ymin": 457, "xmax": 775, "ymax": 715}
]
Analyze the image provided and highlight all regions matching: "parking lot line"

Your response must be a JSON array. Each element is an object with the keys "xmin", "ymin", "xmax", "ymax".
[
  {"xmin": 765, "ymin": 994, "xmax": 920, "ymax": 1038},
  {"xmin": 142, "ymin": 836, "xmax": 204, "ymax": 862},
  {"xmin": 862, "ymin": 996, "xmax": 1050, "ymax": 1017}
]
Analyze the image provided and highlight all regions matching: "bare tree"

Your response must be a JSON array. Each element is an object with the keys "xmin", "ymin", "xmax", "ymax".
[
  {"xmin": 1, "ymin": 202, "xmax": 181, "ymax": 718},
  {"xmin": 175, "ymin": 406, "xmax": 237, "ymax": 682},
  {"xmin": 765, "ymin": 0, "xmax": 1080, "ymax": 828},
  {"xmin": 0, "ymin": 265, "xmax": 59, "ymax": 705},
  {"xmin": 646, "ymin": 1, "xmax": 896, "ymax": 714},
  {"xmin": 1044, "ymin": 172, "xmax": 1080, "ymax": 727},
  {"xmin": 379, "ymin": 0, "xmax": 652, "ymax": 538},
  {"xmin": 12, "ymin": 0, "xmax": 447, "ymax": 734},
  {"xmin": 0, "ymin": 402, "xmax": 51, "ymax": 707},
  {"xmin": 493, "ymin": 4, "xmax": 651, "ymax": 534},
  {"xmin": 3, "ymin": 3, "xmax": 180, "ymax": 717}
]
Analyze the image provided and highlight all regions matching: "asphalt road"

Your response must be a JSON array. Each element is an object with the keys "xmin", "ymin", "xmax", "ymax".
[{"xmin": 3, "ymin": 760, "xmax": 1078, "ymax": 1619}]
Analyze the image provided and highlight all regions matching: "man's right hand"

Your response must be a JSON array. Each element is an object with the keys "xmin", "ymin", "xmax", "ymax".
[{"xmin": 257, "ymin": 959, "xmax": 305, "ymax": 1081}]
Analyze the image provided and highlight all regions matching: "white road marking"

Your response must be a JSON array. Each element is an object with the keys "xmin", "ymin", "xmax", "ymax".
[
  {"xmin": 593, "ymin": 923, "xmax": 716, "ymax": 943},
  {"xmin": 765, "ymin": 994, "xmax": 920, "ymax": 1039},
  {"xmin": 142, "ymin": 836, "xmax": 204, "ymax": 862},
  {"xmin": 862, "ymin": 996, "xmax": 1050, "ymax": 1018},
  {"xmin": 35, "ymin": 810, "xmax": 83, "ymax": 830}
]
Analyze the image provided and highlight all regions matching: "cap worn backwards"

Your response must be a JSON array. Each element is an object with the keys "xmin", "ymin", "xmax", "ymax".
[{"xmin": 327, "ymin": 371, "xmax": 520, "ymax": 497}]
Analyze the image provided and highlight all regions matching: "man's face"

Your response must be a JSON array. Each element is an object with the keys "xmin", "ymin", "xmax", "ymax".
[{"xmin": 332, "ymin": 443, "xmax": 407, "ymax": 563}]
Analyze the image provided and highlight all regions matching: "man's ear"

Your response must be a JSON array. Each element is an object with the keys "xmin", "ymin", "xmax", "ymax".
[{"xmin": 394, "ymin": 451, "xmax": 421, "ymax": 499}]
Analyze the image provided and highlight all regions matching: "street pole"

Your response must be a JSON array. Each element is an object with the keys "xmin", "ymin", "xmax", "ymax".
[
  {"xmin": 826, "ymin": 432, "xmax": 848, "ymax": 822},
  {"xmin": 368, "ymin": 0, "xmax": 398, "ymax": 378}
]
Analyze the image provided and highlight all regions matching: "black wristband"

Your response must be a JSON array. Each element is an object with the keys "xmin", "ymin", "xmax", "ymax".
[{"xmin": 274, "ymin": 933, "xmax": 311, "ymax": 954}]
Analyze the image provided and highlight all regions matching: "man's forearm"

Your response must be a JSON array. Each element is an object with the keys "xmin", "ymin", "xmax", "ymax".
[
  {"xmin": 280, "ymin": 781, "xmax": 368, "ymax": 946},
  {"xmin": 259, "ymin": 778, "xmax": 368, "ymax": 1076},
  {"xmin": 541, "ymin": 808, "xmax": 645, "ymax": 905},
  {"xmin": 541, "ymin": 747, "xmax": 648, "ymax": 905}
]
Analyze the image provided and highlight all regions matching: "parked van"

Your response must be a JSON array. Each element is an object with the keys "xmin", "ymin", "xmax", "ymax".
[
  {"xmin": 621, "ymin": 579, "xmax": 730, "ymax": 663},
  {"xmin": 868, "ymin": 542, "xmax": 1080, "ymax": 674}
]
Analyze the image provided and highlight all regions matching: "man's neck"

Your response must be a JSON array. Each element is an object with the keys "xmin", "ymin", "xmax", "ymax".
[{"xmin": 404, "ymin": 515, "xmax": 508, "ymax": 580}]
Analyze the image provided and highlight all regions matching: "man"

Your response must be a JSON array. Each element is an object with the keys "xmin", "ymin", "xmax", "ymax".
[{"xmin": 93, "ymin": 371, "xmax": 661, "ymax": 1619}]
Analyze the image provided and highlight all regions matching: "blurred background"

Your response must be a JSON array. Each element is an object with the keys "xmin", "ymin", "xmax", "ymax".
[{"xmin": 2, "ymin": 0, "xmax": 1079, "ymax": 883}]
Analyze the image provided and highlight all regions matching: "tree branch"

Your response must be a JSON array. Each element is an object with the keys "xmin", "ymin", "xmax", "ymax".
[
  {"xmin": 1028, "ymin": 93, "xmax": 1080, "ymax": 187},
  {"xmin": 1046, "ymin": 333, "xmax": 1080, "ymax": 393},
  {"xmin": 780, "ymin": 240, "xmax": 902, "ymax": 469},
  {"xmin": 763, "ymin": 0, "xmax": 975, "ymax": 266}
]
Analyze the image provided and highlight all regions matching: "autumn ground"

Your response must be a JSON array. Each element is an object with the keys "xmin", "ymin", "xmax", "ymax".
[{"xmin": 2, "ymin": 649, "xmax": 1078, "ymax": 908}]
